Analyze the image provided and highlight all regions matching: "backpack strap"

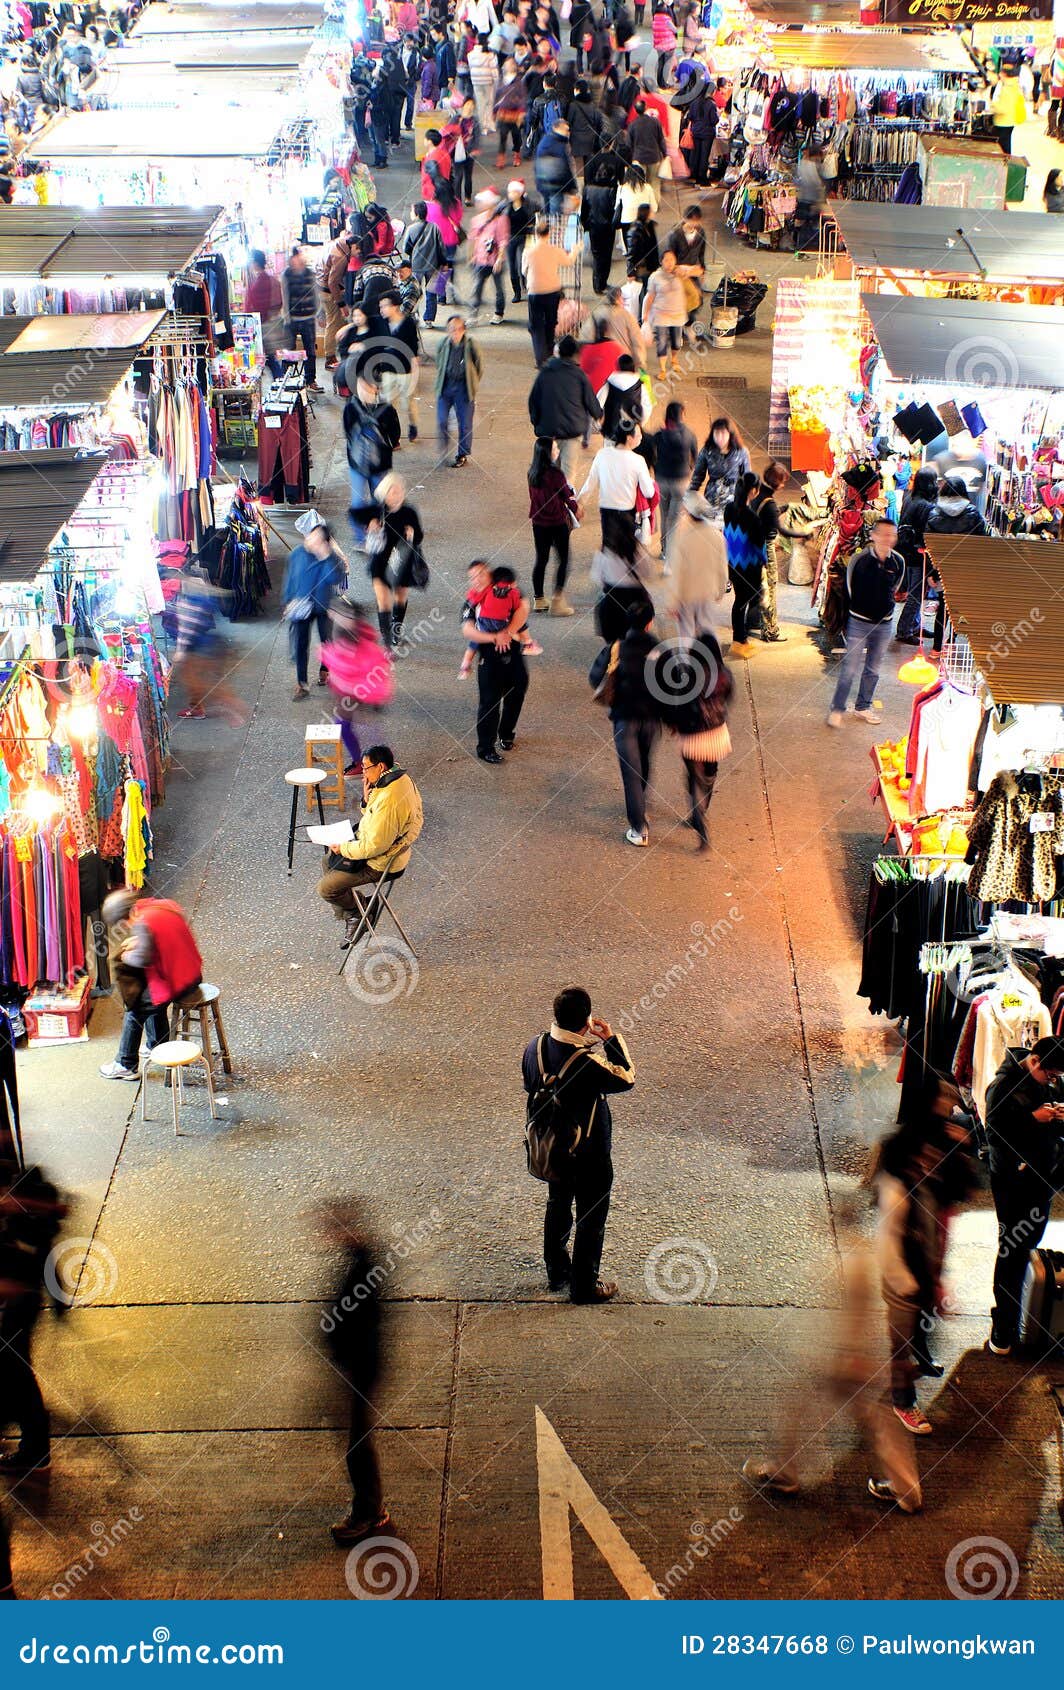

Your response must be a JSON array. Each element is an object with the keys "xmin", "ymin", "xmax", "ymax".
[{"xmin": 537, "ymin": 1033, "xmax": 589, "ymax": 1085}]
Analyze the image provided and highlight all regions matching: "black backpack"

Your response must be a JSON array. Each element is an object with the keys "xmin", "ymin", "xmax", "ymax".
[{"xmin": 525, "ymin": 1036, "xmax": 587, "ymax": 1181}]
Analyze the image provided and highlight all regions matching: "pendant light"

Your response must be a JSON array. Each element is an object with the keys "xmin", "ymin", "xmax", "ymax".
[{"xmin": 898, "ymin": 545, "xmax": 939, "ymax": 687}]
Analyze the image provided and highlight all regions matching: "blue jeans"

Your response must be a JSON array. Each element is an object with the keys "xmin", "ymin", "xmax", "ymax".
[
  {"xmin": 613, "ymin": 717, "xmax": 660, "ymax": 834},
  {"xmin": 116, "ymin": 988, "xmax": 171, "ymax": 1070},
  {"xmin": 831, "ymin": 614, "xmax": 893, "ymax": 713},
  {"xmin": 437, "ymin": 381, "xmax": 473, "ymax": 457}
]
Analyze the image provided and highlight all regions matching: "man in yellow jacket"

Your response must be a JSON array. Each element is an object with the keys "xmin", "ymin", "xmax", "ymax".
[{"xmin": 317, "ymin": 744, "xmax": 424, "ymax": 920}]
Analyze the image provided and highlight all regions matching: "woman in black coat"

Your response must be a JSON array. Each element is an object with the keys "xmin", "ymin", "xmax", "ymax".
[
  {"xmin": 569, "ymin": 0, "xmax": 593, "ymax": 71},
  {"xmin": 663, "ymin": 631, "xmax": 733, "ymax": 851},
  {"xmin": 895, "ymin": 466, "xmax": 937, "ymax": 644}
]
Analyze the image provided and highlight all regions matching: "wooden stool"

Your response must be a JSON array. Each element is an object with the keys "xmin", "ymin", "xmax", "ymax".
[
  {"xmin": 141, "ymin": 1039, "xmax": 218, "ymax": 1137},
  {"xmin": 172, "ymin": 983, "xmax": 233, "ymax": 1076},
  {"xmin": 304, "ymin": 723, "xmax": 345, "ymax": 811},
  {"xmin": 286, "ymin": 767, "xmax": 326, "ymax": 875}
]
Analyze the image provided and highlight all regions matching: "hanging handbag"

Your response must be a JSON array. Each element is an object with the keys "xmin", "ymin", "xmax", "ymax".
[
  {"xmin": 284, "ymin": 595, "xmax": 317, "ymax": 621},
  {"xmin": 590, "ymin": 640, "xmax": 621, "ymax": 708},
  {"xmin": 395, "ymin": 540, "xmax": 430, "ymax": 590}
]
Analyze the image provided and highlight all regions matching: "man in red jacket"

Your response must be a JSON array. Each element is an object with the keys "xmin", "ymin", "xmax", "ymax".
[{"xmin": 98, "ymin": 890, "xmax": 203, "ymax": 1082}]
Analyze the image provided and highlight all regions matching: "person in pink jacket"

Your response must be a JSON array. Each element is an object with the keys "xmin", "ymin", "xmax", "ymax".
[
  {"xmin": 468, "ymin": 187, "xmax": 510, "ymax": 324},
  {"xmin": 651, "ymin": 3, "xmax": 677, "ymax": 88},
  {"xmin": 319, "ymin": 596, "xmax": 393, "ymax": 773}
]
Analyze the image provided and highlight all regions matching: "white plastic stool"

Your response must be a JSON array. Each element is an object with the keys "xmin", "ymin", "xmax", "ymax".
[
  {"xmin": 285, "ymin": 767, "xmax": 326, "ymax": 875},
  {"xmin": 141, "ymin": 1039, "xmax": 218, "ymax": 1137}
]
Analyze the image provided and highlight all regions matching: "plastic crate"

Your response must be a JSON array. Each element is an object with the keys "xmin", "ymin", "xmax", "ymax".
[{"xmin": 24, "ymin": 976, "xmax": 91, "ymax": 1045}]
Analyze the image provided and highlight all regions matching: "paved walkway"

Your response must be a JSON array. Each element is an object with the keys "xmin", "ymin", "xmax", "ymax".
[{"xmin": 7, "ymin": 137, "xmax": 1064, "ymax": 1602}]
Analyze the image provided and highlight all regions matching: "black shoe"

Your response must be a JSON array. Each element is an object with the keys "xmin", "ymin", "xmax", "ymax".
[
  {"xmin": 498, "ymin": 737, "xmax": 515, "ymax": 751},
  {"xmin": 896, "ymin": 632, "xmax": 921, "ymax": 646},
  {"xmin": 317, "ymin": 665, "xmax": 328, "ymax": 686},
  {"xmin": 452, "ymin": 454, "xmax": 468, "ymax": 468},
  {"xmin": 987, "ymin": 1325, "xmax": 1014, "ymax": 1356},
  {"xmin": 0, "ymin": 1451, "xmax": 50, "ymax": 1475},
  {"xmin": 331, "ymin": 1508, "xmax": 391, "ymax": 1546},
  {"xmin": 408, "ymin": 424, "xmax": 418, "ymax": 441},
  {"xmin": 476, "ymin": 749, "xmax": 503, "ymax": 764},
  {"xmin": 913, "ymin": 1358, "xmax": 945, "ymax": 1379},
  {"xmin": 570, "ymin": 1280, "xmax": 618, "ymax": 1304}
]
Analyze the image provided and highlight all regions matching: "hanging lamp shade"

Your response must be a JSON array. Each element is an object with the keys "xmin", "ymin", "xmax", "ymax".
[{"xmin": 898, "ymin": 651, "xmax": 939, "ymax": 687}]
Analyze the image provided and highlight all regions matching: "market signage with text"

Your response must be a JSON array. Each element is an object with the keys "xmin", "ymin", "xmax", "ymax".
[{"xmin": 881, "ymin": 0, "xmax": 1052, "ymax": 22}]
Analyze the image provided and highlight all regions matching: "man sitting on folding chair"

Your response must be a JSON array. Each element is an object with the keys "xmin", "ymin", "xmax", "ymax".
[{"xmin": 317, "ymin": 745, "xmax": 424, "ymax": 947}]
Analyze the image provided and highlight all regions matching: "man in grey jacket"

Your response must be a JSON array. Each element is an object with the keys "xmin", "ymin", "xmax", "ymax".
[{"xmin": 281, "ymin": 245, "xmax": 321, "ymax": 391}]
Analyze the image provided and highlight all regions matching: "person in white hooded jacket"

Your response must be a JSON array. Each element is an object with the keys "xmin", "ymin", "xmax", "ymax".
[{"xmin": 598, "ymin": 356, "xmax": 651, "ymax": 439}]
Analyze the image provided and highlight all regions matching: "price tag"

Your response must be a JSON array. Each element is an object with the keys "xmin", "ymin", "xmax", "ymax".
[
  {"xmin": 1030, "ymin": 812, "xmax": 1054, "ymax": 834},
  {"xmin": 264, "ymin": 415, "xmax": 281, "ymax": 430}
]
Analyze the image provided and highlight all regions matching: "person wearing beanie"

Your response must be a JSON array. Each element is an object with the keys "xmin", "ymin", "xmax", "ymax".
[{"xmin": 469, "ymin": 188, "xmax": 510, "ymax": 325}]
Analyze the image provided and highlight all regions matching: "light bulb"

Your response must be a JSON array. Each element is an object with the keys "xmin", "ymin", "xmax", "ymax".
[
  {"xmin": 66, "ymin": 704, "xmax": 97, "ymax": 742},
  {"xmin": 25, "ymin": 786, "xmax": 61, "ymax": 823}
]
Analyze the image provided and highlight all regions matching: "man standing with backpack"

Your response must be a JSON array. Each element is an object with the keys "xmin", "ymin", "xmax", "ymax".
[{"xmin": 522, "ymin": 986, "xmax": 636, "ymax": 1304}]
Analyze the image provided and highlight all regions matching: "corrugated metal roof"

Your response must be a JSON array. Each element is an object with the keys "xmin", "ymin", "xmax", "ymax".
[
  {"xmin": 2, "ymin": 310, "xmax": 165, "ymax": 354},
  {"xmin": 757, "ymin": 28, "xmax": 973, "ymax": 71},
  {"xmin": 0, "ymin": 451, "xmax": 108, "ymax": 581},
  {"xmin": 926, "ymin": 536, "xmax": 1064, "ymax": 705},
  {"xmin": 0, "ymin": 311, "xmax": 163, "ymax": 407},
  {"xmin": 28, "ymin": 104, "xmax": 284, "ymax": 159},
  {"xmin": 862, "ymin": 292, "xmax": 1063, "ymax": 390},
  {"xmin": 0, "ymin": 207, "xmax": 221, "ymax": 279},
  {"xmin": 833, "ymin": 202, "xmax": 1064, "ymax": 282},
  {"xmin": 133, "ymin": 2, "xmax": 322, "ymax": 34}
]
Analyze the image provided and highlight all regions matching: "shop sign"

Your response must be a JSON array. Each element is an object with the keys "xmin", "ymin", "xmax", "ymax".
[{"xmin": 881, "ymin": 0, "xmax": 1052, "ymax": 21}]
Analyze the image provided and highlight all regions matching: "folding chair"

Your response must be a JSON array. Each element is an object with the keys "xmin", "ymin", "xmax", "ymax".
[{"xmin": 337, "ymin": 847, "xmax": 417, "ymax": 978}]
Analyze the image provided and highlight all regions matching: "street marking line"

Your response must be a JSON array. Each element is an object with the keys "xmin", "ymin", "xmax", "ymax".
[{"xmin": 534, "ymin": 1406, "xmax": 663, "ymax": 1601}]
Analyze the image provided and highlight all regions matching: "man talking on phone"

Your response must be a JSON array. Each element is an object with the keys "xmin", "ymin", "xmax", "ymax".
[
  {"xmin": 984, "ymin": 1035, "xmax": 1064, "ymax": 1356},
  {"xmin": 522, "ymin": 985, "xmax": 636, "ymax": 1304}
]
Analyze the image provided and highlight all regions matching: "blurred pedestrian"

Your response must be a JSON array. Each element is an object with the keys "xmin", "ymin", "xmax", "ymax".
[
  {"xmin": 528, "ymin": 436, "xmax": 579, "ymax": 616},
  {"xmin": 349, "ymin": 471, "xmax": 425, "ymax": 650},
  {"xmin": 665, "ymin": 492, "xmax": 727, "ymax": 639},
  {"xmin": 320, "ymin": 1206, "xmax": 392, "ymax": 1546},
  {"xmin": 319, "ymin": 596, "xmax": 393, "ymax": 776},
  {"xmin": 282, "ymin": 522, "xmax": 348, "ymax": 699},
  {"xmin": 654, "ymin": 401, "xmax": 699, "ymax": 562},
  {"xmin": 589, "ymin": 597, "xmax": 662, "ymax": 847},
  {"xmin": 98, "ymin": 890, "xmax": 203, "ymax": 1082},
  {"xmin": 171, "ymin": 574, "xmax": 250, "ymax": 726},
  {"xmin": 0, "ymin": 1160, "xmax": 66, "ymax": 1477}
]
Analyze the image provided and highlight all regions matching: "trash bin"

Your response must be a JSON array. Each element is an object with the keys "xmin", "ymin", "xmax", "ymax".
[{"xmin": 711, "ymin": 306, "xmax": 738, "ymax": 345}]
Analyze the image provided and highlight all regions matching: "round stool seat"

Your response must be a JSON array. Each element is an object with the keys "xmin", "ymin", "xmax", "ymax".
[
  {"xmin": 176, "ymin": 982, "xmax": 219, "ymax": 1009},
  {"xmin": 286, "ymin": 767, "xmax": 327, "ymax": 786},
  {"xmin": 144, "ymin": 1039, "xmax": 203, "ymax": 1069}
]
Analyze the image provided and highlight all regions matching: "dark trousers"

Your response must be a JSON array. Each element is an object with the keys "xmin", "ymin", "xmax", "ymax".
[
  {"xmin": 471, "ymin": 263, "xmax": 505, "ymax": 316},
  {"xmin": 601, "ymin": 506, "xmax": 637, "ymax": 557},
  {"xmin": 403, "ymin": 82, "xmax": 416, "ymax": 126},
  {"xmin": 528, "ymin": 289, "xmax": 561, "ymax": 367},
  {"xmin": 613, "ymin": 717, "xmax": 659, "ymax": 834},
  {"xmin": 689, "ymin": 134, "xmax": 711, "ymax": 183},
  {"xmin": 497, "ymin": 117, "xmax": 523, "ymax": 157},
  {"xmin": 588, "ymin": 225, "xmax": 615, "ymax": 294},
  {"xmin": 455, "ymin": 156, "xmax": 474, "ymax": 201},
  {"xmin": 544, "ymin": 1157, "xmax": 614, "ymax": 1299},
  {"xmin": 476, "ymin": 647, "xmax": 529, "ymax": 754},
  {"xmin": 508, "ymin": 237, "xmax": 526, "ymax": 301},
  {"xmin": 896, "ymin": 562, "xmax": 924, "ymax": 640},
  {"xmin": 78, "ymin": 850, "xmax": 112, "ymax": 989},
  {"xmin": 371, "ymin": 120, "xmax": 390, "ymax": 166},
  {"xmin": 993, "ymin": 123, "xmax": 1013, "ymax": 154},
  {"xmin": 290, "ymin": 316, "xmax": 317, "ymax": 386},
  {"xmin": 346, "ymin": 1391, "xmax": 383, "ymax": 1520},
  {"xmin": 437, "ymin": 380, "xmax": 474, "ymax": 457},
  {"xmin": 116, "ymin": 988, "xmax": 171, "ymax": 1070},
  {"xmin": 290, "ymin": 610, "xmax": 330, "ymax": 687},
  {"xmin": 683, "ymin": 756, "xmax": 718, "ymax": 842},
  {"xmin": 0, "ymin": 1317, "xmax": 49, "ymax": 1459},
  {"xmin": 532, "ymin": 523, "xmax": 571, "ymax": 598},
  {"xmin": 656, "ymin": 48, "xmax": 673, "ymax": 87},
  {"xmin": 990, "ymin": 1163, "xmax": 1050, "ymax": 1344},
  {"xmin": 729, "ymin": 564, "xmax": 763, "ymax": 643}
]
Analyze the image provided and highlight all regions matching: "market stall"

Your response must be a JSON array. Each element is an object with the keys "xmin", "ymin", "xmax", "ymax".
[
  {"xmin": 827, "ymin": 201, "xmax": 1064, "ymax": 305},
  {"xmin": 0, "ymin": 206, "xmax": 224, "ymax": 315},
  {"xmin": 858, "ymin": 535, "xmax": 1064, "ymax": 1122}
]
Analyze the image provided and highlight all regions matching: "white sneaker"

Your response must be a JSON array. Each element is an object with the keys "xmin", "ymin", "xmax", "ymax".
[
  {"xmin": 825, "ymin": 710, "xmax": 844, "ymax": 728},
  {"xmin": 99, "ymin": 1061, "xmax": 138, "ymax": 1081},
  {"xmin": 489, "ymin": 313, "xmax": 504, "ymax": 325},
  {"xmin": 854, "ymin": 707, "xmax": 881, "ymax": 724},
  {"xmin": 624, "ymin": 827, "xmax": 649, "ymax": 847}
]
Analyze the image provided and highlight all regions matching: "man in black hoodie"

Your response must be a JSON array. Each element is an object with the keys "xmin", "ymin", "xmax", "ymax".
[
  {"xmin": 984, "ymin": 1037, "xmax": 1064, "ymax": 1355},
  {"xmin": 826, "ymin": 518, "xmax": 903, "ymax": 728},
  {"xmin": 527, "ymin": 335, "xmax": 602, "ymax": 481}
]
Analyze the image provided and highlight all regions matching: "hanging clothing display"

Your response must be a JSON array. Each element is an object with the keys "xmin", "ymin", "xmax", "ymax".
[
  {"xmin": 257, "ymin": 381, "xmax": 311, "ymax": 506},
  {"xmin": 966, "ymin": 770, "xmax": 1064, "ymax": 905},
  {"xmin": 199, "ymin": 482, "xmax": 271, "ymax": 619},
  {"xmin": 146, "ymin": 372, "xmax": 216, "ymax": 547}
]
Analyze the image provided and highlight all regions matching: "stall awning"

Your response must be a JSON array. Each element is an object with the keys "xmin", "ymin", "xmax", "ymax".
[
  {"xmin": 926, "ymin": 537, "xmax": 1064, "ymax": 706},
  {"xmin": 747, "ymin": 2, "xmax": 861, "ymax": 20},
  {"xmin": 862, "ymin": 293, "xmax": 1064, "ymax": 390},
  {"xmin": 0, "ymin": 310, "xmax": 165, "ymax": 407},
  {"xmin": 132, "ymin": 1, "xmax": 323, "ymax": 34},
  {"xmin": 0, "ymin": 207, "xmax": 221, "ymax": 279},
  {"xmin": 114, "ymin": 32, "xmax": 316, "ymax": 69},
  {"xmin": 0, "ymin": 450, "xmax": 107, "ymax": 582},
  {"xmin": 834, "ymin": 203, "xmax": 1064, "ymax": 283},
  {"xmin": 29, "ymin": 104, "xmax": 288, "ymax": 159},
  {"xmin": 757, "ymin": 28, "xmax": 974, "ymax": 70}
]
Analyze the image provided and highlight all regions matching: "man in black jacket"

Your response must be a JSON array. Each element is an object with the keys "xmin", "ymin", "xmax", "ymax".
[
  {"xmin": 522, "ymin": 985, "xmax": 636, "ymax": 1303},
  {"xmin": 984, "ymin": 1037, "xmax": 1064, "ymax": 1355},
  {"xmin": 582, "ymin": 144, "xmax": 625, "ymax": 293},
  {"xmin": 826, "ymin": 518, "xmax": 903, "ymax": 728},
  {"xmin": 527, "ymin": 335, "xmax": 602, "ymax": 481}
]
